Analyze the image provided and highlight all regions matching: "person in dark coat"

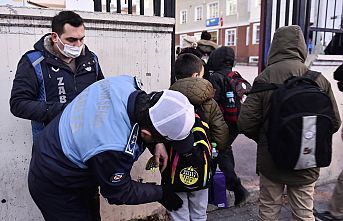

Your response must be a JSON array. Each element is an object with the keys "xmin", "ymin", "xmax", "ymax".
[
  {"xmin": 10, "ymin": 10, "xmax": 104, "ymax": 220},
  {"xmin": 238, "ymin": 25, "xmax": 341, "ymax": 220},
  {"xmin": 206, "ymin": 46, "xmax": 250, "ymax": 206},
  {"xmin": 10, "ymin": 11, "xmax": 104, "ymax": 142}
]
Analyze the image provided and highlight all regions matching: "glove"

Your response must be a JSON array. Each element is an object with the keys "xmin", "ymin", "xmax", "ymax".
[{"xmin": 158, "ymin": 185, "xmax": 183, "ymax": 211}]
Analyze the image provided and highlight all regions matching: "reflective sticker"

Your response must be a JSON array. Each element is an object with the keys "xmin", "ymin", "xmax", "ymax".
[
  {"xmin": 134, "ymin": 76, "xmax": 143, "ymax": 90},
  {"xmin": 110, "ymin": 173, "xmax": 125, "ymax": 183},
  {"xmin": 179, "ymin": 166, "xmax": 199, "ymax": 186},
  {"xmin": 124, "ymin": 123, "xmax": 140, "ymax": 157},
  {"xmin": 51, "ymin": 67, "xmax": 60, "ymax": 72},
  {"xmin": 85, "ymin": 66, "xmax": 92, "ymax": 72},
  {"xmin": 294, "ymin": 116, "xmax": 317, "ymax": 170}
]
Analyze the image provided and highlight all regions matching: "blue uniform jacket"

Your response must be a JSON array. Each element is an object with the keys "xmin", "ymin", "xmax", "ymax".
[{"xmin": 29, "ymin": 76, "xmax": 163, "ymax": 205}]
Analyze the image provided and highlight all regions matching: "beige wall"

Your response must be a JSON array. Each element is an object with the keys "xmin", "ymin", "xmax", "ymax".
[
  {"xmin": 176, "ymin": 0, "xmax": 253, "ymax": 35},
  {"xmin": 0, "ymin": 6, "xmax": 174, "ymax": 221}
]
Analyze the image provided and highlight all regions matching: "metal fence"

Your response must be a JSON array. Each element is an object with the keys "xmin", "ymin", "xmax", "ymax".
[
  {"xmin": 93, "ymin": 0, "xmax": 176, "ymax": 82},
  {"xmin": 259, "ymin": 0, "xmax": 343, "ymax": 72}
]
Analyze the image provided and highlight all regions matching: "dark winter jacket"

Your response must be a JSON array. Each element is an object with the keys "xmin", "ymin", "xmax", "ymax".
[
  {"xmin": 169, "ymin": 77, "xmax": 229, "ymax": 151},
  {"xmin": 206, "ymin": 46, "xmax": 235, "ymax": 102},
  {"xmin": 237, "ymin": 25, "xmax": 341, "ymax": 185},
  {"xmin": 10, "ymin": 34, "xmax": 104, "ymax": 135}
]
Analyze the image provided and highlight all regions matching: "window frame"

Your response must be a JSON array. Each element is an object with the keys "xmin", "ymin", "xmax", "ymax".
[
  {"xmin": 207, "ymin": 1, "xmax": 219, "ymax": 19},
  {"xmin": 225, "ymin": 28, "xmax": 237, "ymax": 46},
  {"xmin": 226, "ymin": 0, "xmax": 237, "ymax": 16},
  {"xmin": 194, "ymin": 5, "xmax": 203, "ymax": 22},
  {"xmin": 180, "ymin": 9, "xmax": 188, "ymax": 24},
  {"xmin": 252, "ymin": 23, "xmax": 260, "ymax": 44},
  {"xmin": 246, "ymin": 26, "xmax": 250, "ymax": 46}
]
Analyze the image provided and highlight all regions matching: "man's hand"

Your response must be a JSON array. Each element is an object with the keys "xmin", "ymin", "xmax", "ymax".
[
  {"xmin": 158, "ymin": 185, "xmax": 183, "ymax": 211},
  {"xmin": 154, "ymin": 143, "xmax": 168, "ymax": 172}
]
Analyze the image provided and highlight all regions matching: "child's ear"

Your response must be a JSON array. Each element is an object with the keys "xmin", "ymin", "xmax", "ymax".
[
  {"xmin": 191, "ymin": 72, "xmax": 200, "ymax": 78},
  {"xmin": 141, "ymin": 129, "xmax": 153, "ymax": 142}
]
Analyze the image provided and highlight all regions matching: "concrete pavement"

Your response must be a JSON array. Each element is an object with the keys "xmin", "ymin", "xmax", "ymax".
[{"xmin": 207, "ymin": 166, "xmax": 336, "ymax": 221}]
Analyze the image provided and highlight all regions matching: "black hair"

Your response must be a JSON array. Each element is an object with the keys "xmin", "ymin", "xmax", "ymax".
[
  {"xmin": 135, "ymin": 91, "xmax": 166, "ymax": 142},
  {"xmin": 175, "ymin": 53, "xmax": 204, "ymax": 80},
  {"xmin": 201, "ymin": 31, "xmax": 212, "ymax": 40},
  {"xmin": 52, "ymin": 11, "xmax": 84, "ymax": 36}
]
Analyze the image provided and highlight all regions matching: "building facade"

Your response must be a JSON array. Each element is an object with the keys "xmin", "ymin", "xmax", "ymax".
[{"xmin": 176, "ymin": 0, "xmax": 261, "ymax": 64}]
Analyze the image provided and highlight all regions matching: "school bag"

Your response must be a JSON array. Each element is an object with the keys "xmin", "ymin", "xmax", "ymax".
[
  {"xmin": 250, "ymin": 71, "xmax": 335, "ymax": 170},
  {"xmin": 219, "ymin": 71, "xmax": 252, "ymax": 124},
  {"xmin": 161, "ymin": 108, "xmax": 212, "ymax": 192}
]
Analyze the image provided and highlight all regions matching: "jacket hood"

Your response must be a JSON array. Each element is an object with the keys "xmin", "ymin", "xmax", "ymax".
[
  {"xmin": 34, "ymin": 33, "xmax": 50, "ymax": 51},
  {"xmin": 197, "ymin": 39, "xmax": 219, "ymax": 54},
  {"xmin": 169, "ymin": 77, "xmax": 214, "ymax": 105},
  {"xmin": 207, "ymin": 46, "xmax": 235, "ymax": 73},
  {"xmin": 266, "ymin": 25, "xmax": 307, "ymax": 66}
]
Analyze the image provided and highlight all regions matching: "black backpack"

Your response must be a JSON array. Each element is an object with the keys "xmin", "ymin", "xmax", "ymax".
[
  {"xmin": 162, "ymin": 108, "xmax": 212, "ymax": 192},
  {"xmin": 250, "ymin": 71, "xmax": 335, "ymax": 170}
]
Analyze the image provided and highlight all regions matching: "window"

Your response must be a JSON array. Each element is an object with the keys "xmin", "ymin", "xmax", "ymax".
[
  {"xmin": 194, "ymin": 32, "xmax": 202, "ymax": 41},
  {"xmin": 225, "ymin": 28, "xmax": 236, "ymax": 46},
  {"xmin": 180, "ymin": 10, "xmax": 187, "ymax": 24},
  {"xmin": 246, "ymin": 26, "xmax": 250, "ymax": 45},
  {"xmin": 252, "ymin": 23, "xmax": 260, "ymax": 44},
  {"xmin": 207, "ymin": 2, "xmax": 219, "ymax": 19},
  {"xmin": 195, "ymin": 6, "xmax": 203, "ymax": 21},
  {"xmin": 226, "ymin": 0, "xmax": 237, "ymax": 15}
]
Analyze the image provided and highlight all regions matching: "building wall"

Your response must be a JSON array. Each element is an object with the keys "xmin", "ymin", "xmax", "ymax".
[
  {"xmin": 176, "ymin": 0, "xmax": 260, "ymax": 64},
  {"xmin": 0, "ymin": 6, "xmax": 174, "ymax": 221}
]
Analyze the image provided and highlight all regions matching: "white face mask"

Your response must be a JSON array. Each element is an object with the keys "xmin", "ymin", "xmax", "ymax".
[{"xmin": 57, "ymin": 36, "xmax": 84, "ymax": 58}]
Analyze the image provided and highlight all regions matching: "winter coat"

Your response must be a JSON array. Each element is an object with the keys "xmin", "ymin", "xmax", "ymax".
[
  {"xmin": 170, "ymin": 77, "xmax": 229, "ymax": 151},
  {"xmin": 237, "ymin": 25, "xmax": 341, "ymax": 185},
  {"xmin": 206, "ymin": 46, "xmax": 235, "ymax": 102},
  {"xmin": 10, "ymin": 34, "xmax": 104, "ymax": 131}
]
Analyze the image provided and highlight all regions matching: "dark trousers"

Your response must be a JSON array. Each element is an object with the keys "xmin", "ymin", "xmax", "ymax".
[
  {"xmin": 28, "ymin": 171, "xmax": 101, "ymax": 221},
  {"xmin": 215, "ymin": 124, "xmax": 241, "ymax": 190}
]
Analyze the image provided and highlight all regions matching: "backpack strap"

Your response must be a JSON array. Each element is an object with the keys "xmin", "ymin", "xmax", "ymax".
[
  {"xmin": 304, "ymin": 70, "xmax": 320, "ymax": 81},
  {"xmin": 26, "ymin": 51, "xmax": 46, "ymax": 141},
  {"xmin": 227, "ymin": 70, "xmax": 237, "ymax": 78},
  {"xmin": 91, "ymin": 52, "xmax": 99, "ymax": 79},
  {"xmin": 26, "ymin": 51, "xmax": 46, "ymax": 101},
  {"xmin": 248, "ymin": 82, "xmax": 280, "ymax": 94}
]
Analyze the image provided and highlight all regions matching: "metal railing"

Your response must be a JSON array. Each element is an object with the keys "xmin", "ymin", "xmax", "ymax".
[
  {"xmin": 93, "ymin": 0, "xmax": 175, "ymax": 17},
  {"xmin": 92, "ymin": 0, "xmax": 176, "ymax": 83},
  {"xmin": 259, "ymin": 0, "xmax": 343, "ymax": 72}
]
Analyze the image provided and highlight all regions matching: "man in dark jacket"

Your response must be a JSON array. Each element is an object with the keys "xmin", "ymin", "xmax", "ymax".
[
  {"xmin": 9, "ymin": 10, "xmax": 104, "ymax": 221},
  {"xmin": 238, "ymin": 25, "xmax": 341, "ymax": 220},
  {"xmin": 10, "ymin": 11, "xmax": 104, "ymax": 141},
  {"xmin": 206, "ymin": 46, "xmax": 250, "ymax": 206},
  {"xmin": 28, "ymin": 75, "xmax": 194, "ymax": 220}
]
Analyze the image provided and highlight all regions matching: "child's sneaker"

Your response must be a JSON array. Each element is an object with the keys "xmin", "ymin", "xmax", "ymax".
[{"xmin": 233, "ymin": 182, "xmax": 250, "ymax": 207}]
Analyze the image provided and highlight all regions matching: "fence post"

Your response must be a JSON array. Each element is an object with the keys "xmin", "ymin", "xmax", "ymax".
[
  {"xmin": 164, "ymin": 0, "xmax": 176, "ymax": 84},
  {"xmin": 94, "ymin": 0, "xmax": 102, "ymax": 12}
]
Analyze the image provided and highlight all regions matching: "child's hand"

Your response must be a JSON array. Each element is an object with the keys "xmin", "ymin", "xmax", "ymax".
[{"xmin": 154, "ymin": 143, "xmax": 168, "ymax": 172}]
